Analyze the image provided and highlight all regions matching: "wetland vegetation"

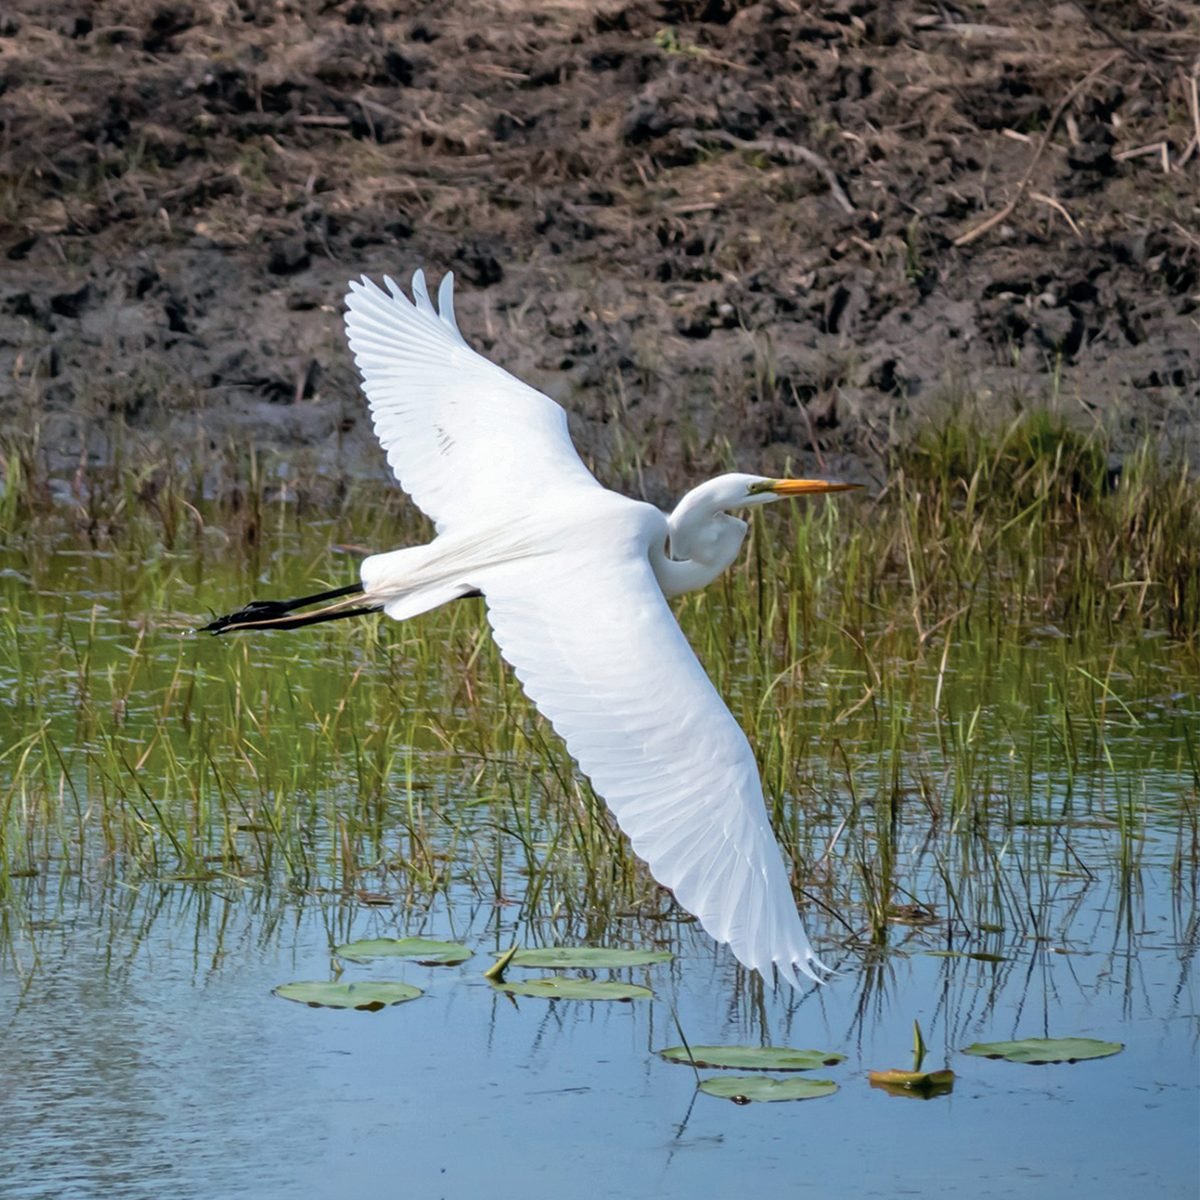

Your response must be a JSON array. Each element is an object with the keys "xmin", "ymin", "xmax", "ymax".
[
  {"xmin": 2, "ymin": 411, "xmax": 1195, "ymax": 915},
  {"xmin": 0, "ymin": 411, "xmax": 1196, "ymax": 1197}
]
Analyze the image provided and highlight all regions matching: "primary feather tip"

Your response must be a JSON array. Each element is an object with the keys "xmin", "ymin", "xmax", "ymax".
[{"xmin": 344, "ymin": 268, "xmax": 464, "ymax": 342}]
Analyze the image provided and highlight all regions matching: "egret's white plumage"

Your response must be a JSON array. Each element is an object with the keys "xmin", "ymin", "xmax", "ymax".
[
  {"xmin": 345, "ymin": 271, "xmax": 600, "ymax": 536},
  {"xmin": 214, "ymin": 269, "xmax": 859, "ymax": 990}
]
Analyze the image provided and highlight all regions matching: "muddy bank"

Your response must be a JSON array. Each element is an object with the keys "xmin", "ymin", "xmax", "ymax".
[{"xmin": 1, "ymin": 1, "xmax": 1197, "ymax": 499}]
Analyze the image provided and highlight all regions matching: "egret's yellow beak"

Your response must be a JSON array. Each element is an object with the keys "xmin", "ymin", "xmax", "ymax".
[{"xmin": 750, "ymin": 478, "xmax": 862, "ymax": 496}]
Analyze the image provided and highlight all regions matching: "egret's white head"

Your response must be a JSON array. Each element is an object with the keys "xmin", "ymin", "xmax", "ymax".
[
  {"xmin": 665, "ymin": 472, "xmax": 860, "ymax": 569},
  {"xmin": 677, "ymin": 472, "xmax": 860, "ymax": 516},
  {"xmin": 740, "ymin": 473, "xmax": 860, "ymax": 506}
]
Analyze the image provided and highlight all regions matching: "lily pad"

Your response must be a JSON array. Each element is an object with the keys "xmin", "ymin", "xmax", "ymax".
[
  {"xmin": 492, "ymin": 947, "xmax": 672, "ymax": 969},
  {"xmin": 698, "ymin": 1076, "xmax": 838, "ymax": 1104},
  {"xmin": 492, "ymin": 977, "xmax": 653, "ymax": 1001},
  {"xmin": 962, "ymin": 1037, "xmax": 1123, "ymax": 1065},
  {"xmin": 335, "ymin": 937, "xmax": 472, "ymax": 966},
  {"xmin": 273, "ymin": 981, "xmax": 423, "ymax": 1011},
  {"xmin": 658, "ymin": 1045, "xmax": 844, "ymax": 1071}
]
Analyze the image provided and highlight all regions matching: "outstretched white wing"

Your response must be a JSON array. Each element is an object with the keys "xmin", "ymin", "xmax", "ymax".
[
  {"xmin": 344, "ymin": 271, "xmax": 600, "ymax": 533},
  {"xmin": 346, "ymin": 268, "xmax": 823, "ymax": 988},
  {"xmin": 479, "ymin": 511, "xmax": 825, "ymax": 990}
]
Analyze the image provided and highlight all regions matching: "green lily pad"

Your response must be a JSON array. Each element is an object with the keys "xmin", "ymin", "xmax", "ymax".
[
  {"xmin": 273, "ymin": 981, "xmax": 423, "ymax": 1011},
  {"xmin": 335, "ymin": 937, "xmax": 472, "ymax": 965},
  {"xmin": 962, "ymin": 1037, "xmax": 1123, "ymax": 1064},
  {"xmin": 698, "ymin": 1076, "xmax": 838, "ymax": 1103},
  {"xmin": 658, "ymin": 1045, "xmax": 844, "ymax": 1071},
  {"xmin": 492, "ymin": 947, "xmax": 672, "ymax": 969},
  {"xmin": 492, "ymin": 977, "xmax": 654, "ymax": 1001}
]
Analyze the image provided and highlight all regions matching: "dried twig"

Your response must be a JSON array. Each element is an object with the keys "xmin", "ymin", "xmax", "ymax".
[
  {"xmin": 953, "ymin": 52, "xmax": 1121, "ymax": 248},
  {"xmin": 1171, "ymin": 220, "xmax": 1200, "ymax": 252},
  {"xmin": 1114, "ymin": 141, "xmax": 1171, "ymax": 172},
  {"xmin": 470, "ymin": 63, "xmax": 530, "ymax": 82},
  {"xmin": 1180, "ymin": 69, "xmax": 1200, "ymax": 167},
  {"xmin": 1191, "ymin": 70, "xmax": 1200, "ymax": 148},
  {"xmin": 1030, "ymin": 191, "xmax": 1081, "ymax": 236},
  {"xmin": 1068, "ymin": 0, "xmax": 1166, "ymax": 81},
  {"xmin": 680, "ymin": 129, "xmax": 856, "ymax": 214},
  {"xmin": 788, "ymin": 378, "xmax": 827, "ymax": 469},
  {"xmin": 295, "ymin": 114, "xmax": 350, "ymax": 127}
]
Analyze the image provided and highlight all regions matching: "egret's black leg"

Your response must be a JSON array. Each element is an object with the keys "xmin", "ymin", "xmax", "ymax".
[
  {"xmin": 202, "ymin": 604, "xmax": 381, "ymax": 634},
  {"xmin": 201, "ymin": 582, "xmax": 486, "ymax": 635},
  {"xmin": 201, "ymin": 582, "xmax": 370, "ymax": 634}
]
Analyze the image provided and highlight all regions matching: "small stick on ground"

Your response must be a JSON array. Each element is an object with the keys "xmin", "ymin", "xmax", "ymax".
[
  {"xmin": 1031, "ymin": 191, "xmax": 1081, "ymax": 236},
  {"xmin": 1179, "ymin": 69, "xmax": 1200, "ymax": 167},
  {"xmin": 1191, "ymin": 70, "xmax": 1200, "ymax": 150},
  {"xmin": 1068, "ymin": 0, "xmax": 1165, "ymax": 80},
  {"xmin": 954, "ymin": 52, "xmax": 1121, "ymax": 248},
  {"xmin": 681, "ymin": 129, "xmax": 856, "ymax": 214},
  {"xmin": 795, "ymin": 386, "xmax": 827, "ymax": 469}
]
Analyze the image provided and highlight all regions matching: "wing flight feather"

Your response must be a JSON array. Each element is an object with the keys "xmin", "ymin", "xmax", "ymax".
[
  {"xmin": 478, "ymin": 519, "xmax": 825, "ymax": 989},
  {"xmin": 344, "ymin": 272, "xmax": 599, "ymax": 532}
]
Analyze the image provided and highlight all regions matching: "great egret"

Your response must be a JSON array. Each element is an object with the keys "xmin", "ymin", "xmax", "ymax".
[{"xmin": 204, "ymin": 270, "xmax": 859, "ymax": 990}]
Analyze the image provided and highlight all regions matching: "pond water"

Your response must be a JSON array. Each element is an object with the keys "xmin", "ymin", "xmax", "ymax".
[{"xmin": 0, "ymin": 516, "xmax": 1196, "ymax": 1199}]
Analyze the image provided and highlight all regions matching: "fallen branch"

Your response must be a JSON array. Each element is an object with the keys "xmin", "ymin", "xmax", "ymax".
[
  {"xmin": 1068, "ymin": 0, "xmax": 1166, "ymax": 81},
  {"xmin": 953, "ymin": 52, "xmax": 1120, "ymax": 248},
  {"xmin": 681, "ymin": 129, "xmax": 856, "ymax": 214}
]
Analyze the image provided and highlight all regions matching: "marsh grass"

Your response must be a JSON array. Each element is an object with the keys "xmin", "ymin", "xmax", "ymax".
[{"xmin": 0, "ymin": 412, "xmax": 1196, "ymax": 972}]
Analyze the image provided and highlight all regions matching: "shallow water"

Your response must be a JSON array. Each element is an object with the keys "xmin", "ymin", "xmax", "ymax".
[
  {"xmin": 2, "ymin": 870, "xmax": 1194, "ymax": 1199},
  {"xmin": 1, "ymin": 517, "xmax": 1196, "ymax": 1198}
]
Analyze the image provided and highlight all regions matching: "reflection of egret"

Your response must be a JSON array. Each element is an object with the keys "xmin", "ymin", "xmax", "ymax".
[{"xmin": 204, "ymin": 270, "xmax": 859, "ymax": 989}]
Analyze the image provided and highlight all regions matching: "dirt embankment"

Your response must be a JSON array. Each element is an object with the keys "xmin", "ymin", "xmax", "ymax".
[{"xmin": 1, "ymin": 1, "xmax": 1198, "ymax": 498}]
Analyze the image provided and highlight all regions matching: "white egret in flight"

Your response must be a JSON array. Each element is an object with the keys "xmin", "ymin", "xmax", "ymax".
[{"xmin": 204, "ymin": 270, "xmax": 859, "ymax": 990}]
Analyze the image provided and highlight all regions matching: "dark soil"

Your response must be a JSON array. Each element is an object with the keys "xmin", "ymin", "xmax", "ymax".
[{"xmin": 2, "ymin": 1, "xmax": 1198, "ymax": 498}]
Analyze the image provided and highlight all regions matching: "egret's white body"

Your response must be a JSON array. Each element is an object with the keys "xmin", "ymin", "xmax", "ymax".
[{"xmin": 212, "ymin": 270, "xmax": 858, "ymax": 991}]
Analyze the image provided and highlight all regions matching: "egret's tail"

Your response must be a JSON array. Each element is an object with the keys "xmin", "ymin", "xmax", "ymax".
[{"xmin": 201, "ymin": 583, "xmax": 379, "ymax": 634}]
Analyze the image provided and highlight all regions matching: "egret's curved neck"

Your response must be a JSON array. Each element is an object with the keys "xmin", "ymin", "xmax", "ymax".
[
  {"xmin": 650, "ymin": 544, "xmax": 732, "ymax": 598},
  {"xmin": 650, "ymin": 484, "xmax": 750, "ymax": 598}
]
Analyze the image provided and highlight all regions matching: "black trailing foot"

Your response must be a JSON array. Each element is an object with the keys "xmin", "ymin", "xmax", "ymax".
[{"xmin": 201, "ymin": 582, "xmax": 371, "ymax": 634}]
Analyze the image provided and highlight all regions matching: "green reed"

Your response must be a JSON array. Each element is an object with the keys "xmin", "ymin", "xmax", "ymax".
[{"xmin": 0, "ymin": 412, "xmax": 1196, "ymax": 959}]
